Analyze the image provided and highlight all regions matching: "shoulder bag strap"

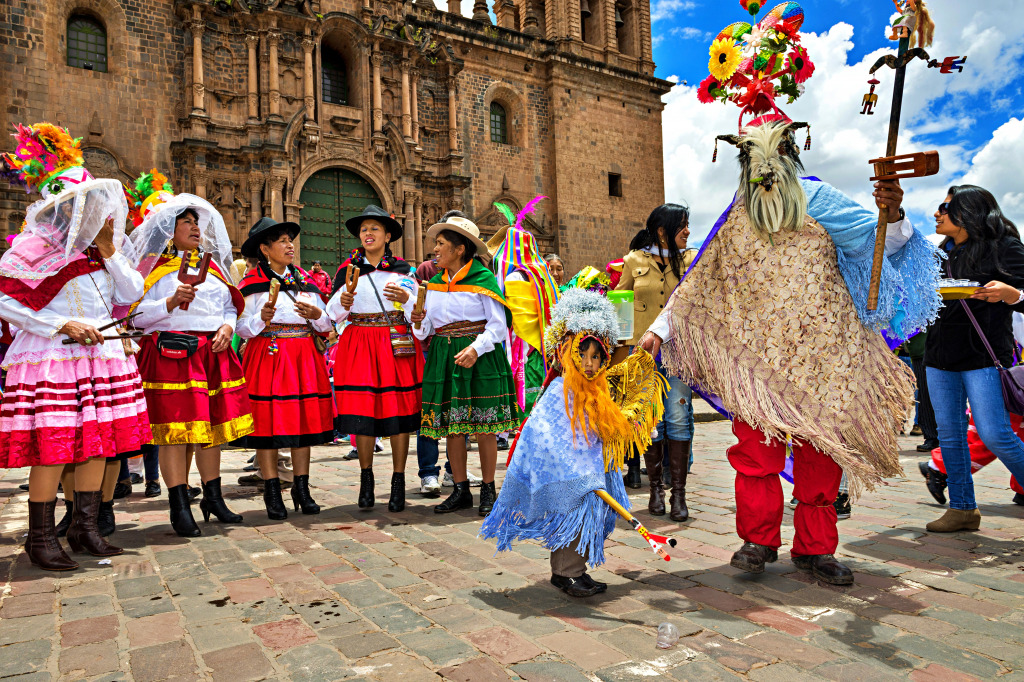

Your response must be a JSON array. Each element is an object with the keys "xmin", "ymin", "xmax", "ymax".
[
  {"xmin": 947, "ymin": 259, "xmax": 1003, "ymax": 369},
  {"xmin": 275, "ymin": 269, "xmax": 321, "ymax": 338},
  {"xmin": 364, "ymin": 272, "xmax": 401, "ymax": 335}
]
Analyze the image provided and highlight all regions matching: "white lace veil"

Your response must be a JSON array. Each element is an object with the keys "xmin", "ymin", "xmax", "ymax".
[{"xmin": 127, "ymin": 194, "xmax": 235, "ymax": 280}]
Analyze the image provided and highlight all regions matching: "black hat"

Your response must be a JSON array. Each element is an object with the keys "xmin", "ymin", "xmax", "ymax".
[
  {"xmin": 345, "ymin": 204, "xmax": 402, "ymax": 242},
  {"xmin": 241, "ymin": 217, "xmax": 301, "ymax": 258}
]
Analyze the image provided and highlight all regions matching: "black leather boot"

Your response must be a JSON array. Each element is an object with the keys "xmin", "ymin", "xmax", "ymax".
[
  {"xmin": 25, "ymin": 499, "xmax": 78, "ymax": 571},
  {"xmin": 55, "ymin": 499, "xmax": 73, "ymax": 538},
  {"xmin": 387, "ymin": 472, "xmax": 405, "ymax": 512},
  {"xmin": 168, "ymin": 484, "xmax": 201, "ymax": 537},
  {"xmin": 668, "ymin": 440, "xmax": 690, "ymax": 522},
  {"xmin": 623, "ymin": 453, "xmax": 642, "ymax": 489},
  {"xmin": 642, "ymin": 443, "xmax": 665, "ymax": 515},
  {"xmin": 435, "ymin": 481, "xmax": 473, "ymax": 513},
  {"xmin": 792, "ymin": 554, "xmax": 854, "ymax": 585},
  {"xmin": 478, "ymin": 481, "xmax": 496, "ymax": 517},
  {"xmin": 67, "ymin": 491, "xmax": 123, "ymax": 557},
  {"xmin": 291, "ymin": 474, "xmax": 321, "ymax": 515},
  {"xmin": 358, "ymin": 468, "xmax": 375, "ymax": 509},
  {"xmin": 263, "ymin": 477, "xmax": 288, "ymax": 520},
  {"xmin": 200, "ymin": 477, "xmax": 243, "ymax": 523},
  {"xmin": 98, "ymin": 499, "xmax": 116, "ymax": 537},
  {"xmin": 729, "ymin": 541, "xmax": 778, "ymax": 574}
]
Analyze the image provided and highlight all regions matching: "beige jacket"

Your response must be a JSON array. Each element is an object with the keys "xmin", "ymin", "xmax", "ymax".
[{"xmin": 616, "ymin": 248, "xmax": 696, "ymax": 346}]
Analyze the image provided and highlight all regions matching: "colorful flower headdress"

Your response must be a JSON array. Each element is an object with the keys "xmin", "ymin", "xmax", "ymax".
[
  {"xmin": 0, "ymin": 123, "xmax": 93, "ymax": 198},
  {"xmin": 699, "ymin": 1, "xmax": 814, "ymax": 132},
  {"xmin": 123, "ymin": 169, "xmax": 175, "ymax": 226}
]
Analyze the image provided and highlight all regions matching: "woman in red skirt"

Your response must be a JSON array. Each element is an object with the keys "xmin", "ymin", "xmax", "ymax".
[
  {"xmin": 327, "ymin": 205, "xmax": 424, "ymax": 512},
  {"xmin": 128, "ymin": 173, "xmax": 253, "ymax": 536},
  {"xmin": 237, "ymin": 218, "xmax": 335, "ymax": 520}
]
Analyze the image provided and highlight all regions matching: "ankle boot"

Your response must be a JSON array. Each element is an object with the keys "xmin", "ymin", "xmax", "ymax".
[
  {"xmin": 25, "ymin": 499, "xmax": 78, "ymax": 571},
  {"xmin": 66, "ymin": 491, "xmax": 123, "ymax": 557},
  {"xmin": 668, "ymin": 440, "xmax": 690, "ymax": 522},
  {"xmin": 98, "ymin": 499, "xmax": 116, "ymax": 537},
  {"xmin": 623, "ymin": 454, "xmax": 642, "ymax": 489},
  {"xmin": 200, "ymin": 477, "xmax": 243, "ymax": 523},
  {"xmin": 168, "ymin": 484, "xmax": 201, "ymax": 537},
  {"xmin": 926, "ymin": 507, "xmax": 981, "ymax": 533},
  {"xmin": 388, "ymin": 472, "xmax": 406, "ymax": 512},
  {"xmin": 263, "ymin": 477, "xmax": 288, "ymax": 520},
  {"xmin": 642, "ymin": 442, "xmax": 665, "ymax": 515},
  {"xmin": 291, "ymin": 474, "xmax": 321, "ymax": 514},
  {"xmin": 435, "ymin": 481, "xmax": 473, "ymax": 513},
  {"xmin": 358, "ymin": 468, "xmax": 375, "ymax": 509},
  {"xmin": 478, "ymin": 481, "xmax": 496, "ymax": 517},
  {"xmin": 55, "ymin": 499, "xmax": 74, "ymax": 538}
]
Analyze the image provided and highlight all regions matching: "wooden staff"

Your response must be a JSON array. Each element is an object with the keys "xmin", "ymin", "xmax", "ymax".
[
  {"xmin": 343, "ymin": 264, "xmax": 359, "ymax": 310},
  {"xmin": 413, "ymin": 287, "xmax": 427, "ymax": 329},
  {"xmin": 593, "ymin": 489, "xmax": 677, "ymax": 561},
  {"xmin": 62, "ymin": 331, "xmax": 145, "ymax": 345},
  {"xmin": 177, "ymin": 250, "xmax": 212, "ymax": 311}
]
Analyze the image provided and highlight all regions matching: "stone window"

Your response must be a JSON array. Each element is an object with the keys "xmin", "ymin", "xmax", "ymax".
[
  {"xmin": 322, "ymin": 47, "xmax": 348, "ymax": 105},
  {"xmin": 67, "ymin": 13, "xmax": 108, "ymax": 72},
  {"xmin": 490, "ymin": 102, "xmax": 508, "ymax": 144},
  {"xmin": 609, "ymin": 172, "xmax": 622, "ymax": 197}
]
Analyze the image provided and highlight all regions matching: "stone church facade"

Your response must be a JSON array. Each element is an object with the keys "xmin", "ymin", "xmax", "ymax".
[{"xmin": 0, "ymin": 0, "xmax": 671, "ymax": 275}]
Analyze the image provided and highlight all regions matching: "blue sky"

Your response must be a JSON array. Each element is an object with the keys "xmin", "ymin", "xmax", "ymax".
[{"xmin": 650, "ymin": 0, "xmax": 1024, "ymax": 245}]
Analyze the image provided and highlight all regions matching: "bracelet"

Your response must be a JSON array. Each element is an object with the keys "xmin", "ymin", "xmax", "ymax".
[{"xmin": 1015, "ymin": 289, "xmax": 1024, "ymax": 305}]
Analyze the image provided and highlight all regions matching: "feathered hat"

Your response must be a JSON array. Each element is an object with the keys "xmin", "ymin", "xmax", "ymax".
[
  {"xmin": 1, "ymin": 123, "xmax": 102, "ymax": 201},
  {"xmin": 123, "ymin": 169, "xmax": 175, "ymax": 226}
]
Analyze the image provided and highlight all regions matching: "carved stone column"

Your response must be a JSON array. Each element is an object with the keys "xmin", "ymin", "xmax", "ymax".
[
  {"xmin": 523, "ymin": 0, "xmax": 541, "ymax": 36},
  {"xmin": 302, "ymin": 35, "xmax": 316, "ymax": 121},
  {"xmin": 269, "ymin": 175, "xmax": 286, "ymax": 222},
  {"xmin": 245, "ymin": 32, "xmax": 260, "ymax": 121},
  {"xmin": 267, "ymin": 28, "xmax": 282, "ymax": 118},
  {"xmin": 472, "ymin": 0, "xmax": 492, "ymax": 23},
  {"xmin": 496, "ymin": 0, "xmax": 516, "ymax": 28},
  {"xmin": 410, "ymin": 71, "xmax": 420, "ymax": 145},
  {"xmin": 400, "ymin": 57, "xmax": 413, "ymax": 142},
  {"xmin": 187, "ymin": 8, "xmax": 206, "ymax": 115},
  {"xmin": 414, "ymin": 194, "xmax": 424, "ymax": 263},
  {"xmin": 447, "ymin": 0, "xmax": 461, "ymax": 13},
  {"xmin": 193, "ymin": 167, "xmax": 208, "ymax": 200},
  {"xmin": 605, "ymin": 0, "xmax": 618, "ymax": 53},
  {"xmin": 371, "ymin": 47, "xmax": 383, "ymax": 135},
  {"xmin": 403, "ymin": 194, "xmax": 415, "ymax": 261},
  {"xmin": 447, "ymin": 72, "xmax": 459, "ymax": 156},
  {"xmin": 248, "ymin": 171, "xmax": 265, "ymax": 225}
]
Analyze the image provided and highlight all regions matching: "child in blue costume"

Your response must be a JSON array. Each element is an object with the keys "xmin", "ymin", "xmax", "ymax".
[{"xmin": 480, "ymin": 289, "xmax": 666, "ymax": 597}]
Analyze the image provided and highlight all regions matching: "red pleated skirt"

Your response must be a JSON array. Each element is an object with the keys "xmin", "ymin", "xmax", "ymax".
[
  {"xmin": 334, "ymin": 323, "xmax": 424, "ymax": 437},
  {"xmin": 242, "ymin": 334, "xmax": 335, "ymax": 448},
  {"xmin": 137, "ymin": 334, "xmax": 254, "ymax": 447}
]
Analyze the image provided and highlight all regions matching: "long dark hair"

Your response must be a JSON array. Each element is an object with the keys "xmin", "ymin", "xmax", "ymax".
[
  {"xmin": 945, "ymin": 185, "xmax": 1020, "ymax": 279},
  {"xmin": 628, "ymin": 203, "xmax": 689, "ymax": 279}
]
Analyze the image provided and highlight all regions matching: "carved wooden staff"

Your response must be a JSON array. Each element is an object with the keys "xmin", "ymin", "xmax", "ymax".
[
  {"xmin": 343, "ymin": 264, "xmax": 359, "ymax": 310},
  {"xmin": 176, "ymin": 251, "xmax": 212, "ymax": 311},
  {"xmin": 413, "ymin": 287, "xmax": 427, "ymax": 330},
  {"xmin": 865, "ymin": 37, "xmax": 938, "ymax": 310}
]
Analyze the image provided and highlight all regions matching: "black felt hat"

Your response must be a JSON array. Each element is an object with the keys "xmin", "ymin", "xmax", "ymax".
[
  {"xmin": 345, "ymin": 204, "xmax": 403, "ymax": 242},
  {"xmin": 240, "ymin": 217, "xmax": 301, "ymax": 258}
]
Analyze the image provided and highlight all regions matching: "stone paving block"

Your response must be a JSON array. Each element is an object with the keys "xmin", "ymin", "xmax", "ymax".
[
  {"xmin": 60, "ymin": 593, "xmax": 114, "ymax": 621},
  {"xmin": 277, "ymin": 579, "xmax": 336, "ymax": 604},
  {"xmin": 235, "ymin": 596, "xmax": 297, "ymax": 626},
  {"xmin": 814, "ymin": 661, "xmax": 904, "ymax": 682},
  {"xmin": 362, "ymin": 602, "xmax": 432, "ymax": 633},
  {"xmin": 1, "ymin": 592, "xmax": 55, "ymax": 618},
  {"xmin": 357, "ymin": 650, "xmax": 438, "ymax": 681},
  {"xmin": 534, "ymin": 631, "xmax": 629, "ymax": 671},
  {"xmin": 333, "ymin": 578, "xmax": 399, "ymax": 607},
  {"xmin": 923, "ymin": 607, "xmax": 1024, "ymax": 643},
  {"xmin": 9, "ymin": 574, "xmax": 55, "ymax": 596},
  {"xmin": 596, "ymin": 625, "xmax": 663, "ymax": 658},
  {"xmin": 892, "ymin": 634, "xmax": 1004, "ymax": 678},
  {"xmin": 177, "ymin": 596, "xmax": 239, "ymax": 623},
  {"xmin": 225, "ymin": 577, "xmax": 276, "ymax": 603},
  {"xmin": 114, "ymin": 575, "xmax": 166, "ymax": 600},
  {"xmin": 685, "ymin": 607, "xmax": 764, "ymax": 639},
  {"xmin": 209, "ymin": 560, "xmax": 261, "ymax": 582},
  {"xmin": 490, "ymin": 605, "xmax": 568, "ymax": 637},
  {"xmin": 512, "ymin": 660, "xmax": 594, "ymax": 682},
  {"xmin": 682, "ymin": 631, "xmax": 775, "ymax": 673},
  {"xmin": 397, "ymin": 627, "xmax": 477, "ymax": 666},
  {"xmin": 667, "ymin": 660, "xmax": 743, "ymax": 681},
  {"xmin": 909, "ymin": 663, "xmax": 983, "ymax": 682},
  {"xmin": 252, "ymin": 617, "xmax": 318, "ymax": 651},
  {"xmin": 291, "ymin": 598, "xmax": 360, "ymax": 629},
  {"xmin": 438, "ymin": 656, "xmax": 513, "ymax": 682},
  {"xmin": 202, "ymin": 642, "xmax": 275, "ymax": 682},
  {"xmin": 0, "ymin": 639, "xmax": 50, "ymax": 678},
  {"xmin": 743, "ymin": 631, "xmax": 838, "ymax": 669},
  {"xmin": 957, "ymin": 632, "xmax": 1024, "ymax": 663},
  {"xmin": 188, "ymin": 617, "xmax": 253, "ymax": 652},
  {"xmin": 331, "ymin": 631, "xmax": 401, "ymax": 658},
  {"xmin": 58, "ymin": 640, "xmax": 120, "ymax": 677},
  {"xmin": 166, "ymin": 576, "xmax": 222, "ymax": 599},
  {"xmin": 427, "ymin": 604, "xmax": 494, "ymax": 633},
  {"xmin": 121, "ymin": 594, "xmax": 177, "ymax": 619},
  {"xmin": 465, "ymin": 625, "xmax": 544, "ymax": 665},
  {"xmin": 363, "ymin": 565, "xmax": 422, "ymax": 588},
  {"xmin": 60, "ymin": 613, "xmax": 119, "ymax": 647},
  {"xmin": 544, "ymin": 602, "xmax": 623, "ymax": 632},
  {"xmin": 275, "ymin": 642, "xmax": 354, "ymax": 682},
  {"xmin": 0, "ymin": 612, "xmax": 56, "ymax": 645},
  {"xmin": 746, "ymin": 662, "xmax": 817, "ymax": 681},
  {"xmin": 126, "ymin": 611, "xmax": 183, "ymax": 648},
  {"xmin": 129, "ymin": 639, "xmax": 200, "ymax": 682},
  {"xmin": 877, "ymin": 613, "xmax": 958, "ymax": 638},
  {"xmin": 734, "ymin": 606, "xmax": 822, "ymax": 637},
  {"xmin": 677, "ymin": 586, "xmax": 756, "ymax": 612},
  {"xmin": 955, "ymin": 569, "xmax": 1024, "ymax": 596},
  {"xmin": 595, "ymin": 660, "xmax": 680, "ymax": 681},
  {"xmin": 393, "ymin": 582, "xmax": 455, "ymax": 611}
]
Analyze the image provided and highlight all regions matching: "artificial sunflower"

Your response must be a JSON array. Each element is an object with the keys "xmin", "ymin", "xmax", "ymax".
[
  {"xmin": 708, "ymin": 37, "xmax": 743, "ymax": 82},
  {"xmin": 787, "ymin": 45, "xmax": 815, "ymax": 83},
  {"xmin": 697, "ymin": 74, "xmax": 723, "ymax": 104}
]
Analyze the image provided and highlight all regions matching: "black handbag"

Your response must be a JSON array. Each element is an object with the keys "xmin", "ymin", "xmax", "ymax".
[{"xmin": 154, "ymin": 331, "xmax": 199, "ymax": 360}]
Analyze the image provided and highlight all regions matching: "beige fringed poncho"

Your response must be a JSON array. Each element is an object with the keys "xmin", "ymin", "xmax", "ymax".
[{"xmin": 662, "ymin": 202, "xmax": 915, "ymax": 495}]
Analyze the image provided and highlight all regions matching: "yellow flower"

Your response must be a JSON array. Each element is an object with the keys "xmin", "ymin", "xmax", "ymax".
[{"xmin": 708, "ymin": 37, "xmax": 743, "ymax": 81}]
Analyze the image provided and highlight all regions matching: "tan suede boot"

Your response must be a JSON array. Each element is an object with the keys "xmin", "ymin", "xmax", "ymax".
[{"xmin": 925, "ymin": 508, "xmax": 981, "ymax": 533}]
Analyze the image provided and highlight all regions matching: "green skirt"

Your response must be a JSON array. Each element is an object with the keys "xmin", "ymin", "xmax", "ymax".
[{"xmin": 421, "ymin": 335, "xmax": 522, "ymax": 438}]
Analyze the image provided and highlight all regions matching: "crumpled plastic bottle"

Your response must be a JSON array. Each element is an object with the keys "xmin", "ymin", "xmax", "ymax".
[{"xmin": 656, "ymin": 622, "xmax": 679, "ymax": 649}]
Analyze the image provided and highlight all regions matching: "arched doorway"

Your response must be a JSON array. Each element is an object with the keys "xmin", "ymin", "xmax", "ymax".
[{"xmin": 299, "ymin": 168, "xmax": 383, "ymax": 275}]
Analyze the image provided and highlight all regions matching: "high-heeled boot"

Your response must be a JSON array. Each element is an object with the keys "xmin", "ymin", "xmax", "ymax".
[
  {"xmin": 55, "ymin": 499, "xmax": 73, "ymax": 538},
  {"xmin": 200, "ymin": 477, "xmax": 243, "ymax": 523},
  {"xmin": 25, "ymin": 499, "xmax": 78, "ymax": 571},
  {"xmin": 66, "ymin": 491, "xmax": 123, "ymax": 556},
  {"xmin": 291, "ymin": 475, "xmax": 321, "ymax": 515},
  {"xmin": 478, "ymin": 481, "xmax": 496, "ymax": 517},
  {"xmin": 168, "ymin": 484, "xmax": 201, "ymax": 537},
  {"xmin": 668, "ymin": 440, "xmax": 690, "ymax": 522},
  {"xmin": 98, "ymin": 499, "xmax": 116, "ymax": 537},
  {"xmin": 435, "ymin": 481, "xmax": 473, "ymax": 513},
  {"xmin": 642, "ymin": 442, "xmax": 665, "ymax": 515},
  {"xmin": 263, "ymin": 477, "xmax": 288, "ymax": 520},
  {"xmin": 358, "ymin": 468, "xmax": 375, "ymax": 509},
  {"xmin": 388, "ymin": 472, "xmax": 406, "ymax": 512}
]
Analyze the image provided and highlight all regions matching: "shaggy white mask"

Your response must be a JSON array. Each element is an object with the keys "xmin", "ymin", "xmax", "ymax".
[{"xmin": 734, "ymin": 122, "xmax": 808, "ymax": 242}]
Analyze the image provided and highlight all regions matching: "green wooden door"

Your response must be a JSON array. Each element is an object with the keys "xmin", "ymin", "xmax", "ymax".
[{"xmin": 299, "ymin": 168, "xmax": 382, "ymax": 275}]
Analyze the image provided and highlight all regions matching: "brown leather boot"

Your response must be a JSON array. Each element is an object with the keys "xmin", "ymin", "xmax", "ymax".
[
  {"xmin": 66, "ymin": 491, "xmax": 123, "ymax": 557},
  {"xmin": 667, "ymin": 440, "xmax": 690, "ymax": 522},
  {"xmin": 926, "ymin": 508, "xmax": 981, "ymax": 533},
  {"xmin": 642, "ymin": 442, "xmax": 665, "ymax": 515},
  {"xmin": 25, "ymin": 500, "xmax": 78, "ymax": 571},
  {"xmin": 730, "ymin": 541, "xmax": 778, "ymax": 573}
]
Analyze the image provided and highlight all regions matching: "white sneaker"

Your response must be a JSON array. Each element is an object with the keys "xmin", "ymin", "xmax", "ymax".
[
  {"xmin": 420, "ymin": 475, "xmax": 441, "ymax": 497},
  {"xmin": 443, "ymin": 471, "xmax": 483, "ymax": 487}
]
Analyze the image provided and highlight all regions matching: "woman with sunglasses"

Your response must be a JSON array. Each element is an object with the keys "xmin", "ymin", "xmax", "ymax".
[{"xmin": 924, "ymin": 185, "xmax": 1024, "ymax": 532}]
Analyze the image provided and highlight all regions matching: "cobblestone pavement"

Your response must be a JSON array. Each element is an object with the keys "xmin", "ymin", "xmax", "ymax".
[{"xmin": 1, "ymin": 421, "xmax": 1023, "ymax": 681}]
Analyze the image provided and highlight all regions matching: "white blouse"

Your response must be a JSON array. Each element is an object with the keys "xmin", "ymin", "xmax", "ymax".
[
  {"xmin": 133, "ymin": 252, "xmax": 238, "ymax": 334},
  {"xmin": 326, "ymin": 269, "xmax": 419, "ymax": 325},
  {"xmin": 413, "ymin": 278, "xmax": 509, "ymax": 357},
  {"xmin": 0, "ymin": 251, "xmax": 143, "ymax": 368},
  {"xmin": 236, "ymin": 283, "xmax": 333, "ymax": 339}
]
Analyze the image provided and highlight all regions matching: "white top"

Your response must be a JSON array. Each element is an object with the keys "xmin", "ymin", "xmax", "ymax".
[
  {"xmin": 326, "ymin": 269, "xmax": 418, "ymax": 325},
  {"xmin": 236, "ymin": 280, "xmax": 333, "ymax": 339},
  {"xmin": 0, "ymin": 251, "xmax": 143, "ymax": 368},
  {"xmin": 647, "ymin": 217, "xmax": 915, "ymax": 343},
  {"xmin": 133, "ymin": 251, "xmax": 238, "ymax": 334},
  {"xmin": 413, "ymin": 273, "xmax": 508, "ymax": 356}
]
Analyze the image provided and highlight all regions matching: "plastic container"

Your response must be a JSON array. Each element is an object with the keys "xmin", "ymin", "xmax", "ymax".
[
  {"xmin": 606, "ymin": 290, "xmax": 634, "ymax": 342},
  {"xmin": 656, "ymin": 622, "xmax": 679, "ymax": 649}
]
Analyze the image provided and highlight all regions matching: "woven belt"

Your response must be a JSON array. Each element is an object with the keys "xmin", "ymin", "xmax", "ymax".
[
  {"xmin": 259, "ymin": 323, "xmax": 310, "ymax": 339},
  {"xmin": 435, "ymin": 320, "xmax": 486, "ymax": 338},
  {"xmin": 349, "ymin": 311, "xmax": 406, "ymax": 327}
]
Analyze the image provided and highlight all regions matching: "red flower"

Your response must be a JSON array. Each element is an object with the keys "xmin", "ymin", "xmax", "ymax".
[
  {"xmin": 735, "ymin": 78, "xmax": 777, "ymax": 114},
  {"xmin": 697, "ymin": 75, "xmax": 722, "ymax": 104},
  {"xmin": 787, "ymin": 45, "xmax": 815, "ymax": 83}
]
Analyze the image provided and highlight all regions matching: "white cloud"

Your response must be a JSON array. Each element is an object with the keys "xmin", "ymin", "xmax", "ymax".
[
  {"xmin": 670, "ymin": 26, "xmax": 709, "ymax": 40},
  {"xmin": 651, "ymin": 0, "xmax": 697, "ymax": 24},
  {"xmin": 660, "ymin": 0, "xmax": 1024, "ymax": 246}
]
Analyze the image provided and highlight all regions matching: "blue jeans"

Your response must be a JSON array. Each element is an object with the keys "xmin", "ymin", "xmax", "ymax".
[
  {"xmin": 416, "ymin": 433, "xmax": 453, "ymax": 479},
  {"xmin": 927, "ymin": 366, "xmax": 1024, "ymax": 510},
  {"xmin": 654, "ymin": 372, "xmax": 694, "ymax": 443},
  {"xmin": 119, "ymin": 444, "xmax": 160, "ymax": 482}
]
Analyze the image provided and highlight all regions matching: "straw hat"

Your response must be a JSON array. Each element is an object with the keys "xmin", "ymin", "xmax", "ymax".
[
  {"xmin": 426, "ymin": 216, "xmax": 491, "ymax": 264},
  {"xmin": 485, "ymin": 224, "xmax": 511, "ymax": 257}
]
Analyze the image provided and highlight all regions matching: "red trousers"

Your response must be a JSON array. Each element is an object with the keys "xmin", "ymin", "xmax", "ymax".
[
  {"xmin": 728, "ymin": 420, "xmax": 843, "ymax": 557},
  {"xmin": 931, "ymin": 413, "xmax": 1024, "ymax": 494}
]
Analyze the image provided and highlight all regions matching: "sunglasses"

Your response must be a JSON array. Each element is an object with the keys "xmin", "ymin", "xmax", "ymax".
[{"xmin": 938, "ymin": 202, "xmax": 950, "ymax": 215}]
